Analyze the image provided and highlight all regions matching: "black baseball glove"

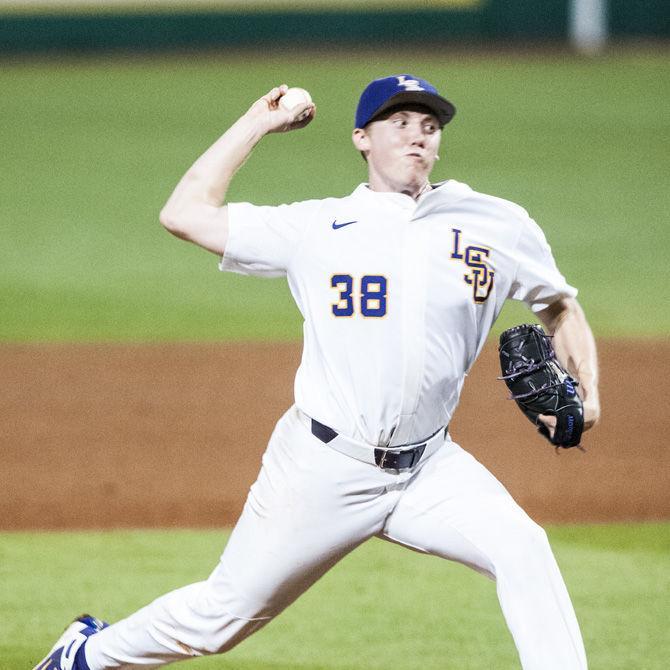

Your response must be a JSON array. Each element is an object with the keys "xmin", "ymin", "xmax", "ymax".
[{"xmin": 498, "ymin": 324, "xmax": 584, "ymax": 448}]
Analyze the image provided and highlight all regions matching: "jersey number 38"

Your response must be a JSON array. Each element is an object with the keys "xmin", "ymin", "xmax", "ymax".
[{"xmin": 331, "ymin": 274, "xmax": 387, "ymax": 318}]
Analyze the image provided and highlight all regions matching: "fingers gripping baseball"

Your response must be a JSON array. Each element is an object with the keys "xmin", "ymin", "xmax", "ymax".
[{"xmin": 249, "ymin": 85, "xmax": 316, "ymax": 134}]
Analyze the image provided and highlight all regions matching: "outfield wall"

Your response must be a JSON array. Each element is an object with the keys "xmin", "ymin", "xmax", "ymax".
[{"xmin": 0, "ymin": 0, "xmax": 667, "ymax": 53}]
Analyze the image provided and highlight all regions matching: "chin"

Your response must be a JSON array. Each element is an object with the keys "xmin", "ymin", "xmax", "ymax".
[{"xmin": 405, "ymin": 170, "xmax": 429, "ymax": 187}]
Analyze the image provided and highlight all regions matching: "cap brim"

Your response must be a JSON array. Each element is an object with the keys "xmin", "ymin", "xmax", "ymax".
[{"xmin": 365, "ymin": 91, "xmax": 456, "ymax": 128}]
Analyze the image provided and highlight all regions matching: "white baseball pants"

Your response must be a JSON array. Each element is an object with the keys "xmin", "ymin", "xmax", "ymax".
[{"xmin": 84, "ymin": 406, "xmax": 587, "ymax": 669}]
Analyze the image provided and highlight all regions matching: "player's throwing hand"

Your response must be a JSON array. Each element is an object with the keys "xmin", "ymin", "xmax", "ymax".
[{"xmin": 248, "ymin": 84, "xmax": 316, "ymax": 134}]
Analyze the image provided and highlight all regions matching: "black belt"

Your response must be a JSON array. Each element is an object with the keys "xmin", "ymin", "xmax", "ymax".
[{"xmin": 311, "ymin": 418, "xmax": 444, "ymax": 471}]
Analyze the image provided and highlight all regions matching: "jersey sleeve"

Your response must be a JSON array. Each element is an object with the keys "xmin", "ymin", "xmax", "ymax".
[
  {"xmin": 508, "ymin": 217, "xmax": 577, "ymax": 312},
  {"xmin": 219, "ymin": 200, "xmax": 311, "ymax": 278}
]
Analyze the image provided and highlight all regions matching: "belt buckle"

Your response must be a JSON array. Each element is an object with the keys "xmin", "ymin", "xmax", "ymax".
[
  {"xmin": 375, "ymin": 443, "xmax": 426, "ymax": 470},
  {"xmin": 376, "ymin": 449, "xmax": 392, "ymax": 470}
]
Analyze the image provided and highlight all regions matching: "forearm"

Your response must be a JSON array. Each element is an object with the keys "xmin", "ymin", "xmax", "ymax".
[
  {"xmin": 162, "ymin": 113, "xmax": 265, "ymax": 217},
  {"xmin": 159, "ymin": 85, "xmax": 314, "ymax": 255},
  {"xmin": 539, "ymin": 298, "xmax": 600, "ymax": 425},
  {"xmin": 158, "ymin": 113, "xmax": 266, "ymax": 254}
]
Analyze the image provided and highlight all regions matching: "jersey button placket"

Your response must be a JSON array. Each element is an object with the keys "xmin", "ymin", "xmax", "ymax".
[{"xmin": 393, "ymin": 212, "xmax": 429, "ymax": 446}]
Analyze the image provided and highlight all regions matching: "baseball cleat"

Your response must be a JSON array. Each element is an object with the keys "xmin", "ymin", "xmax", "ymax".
[{"xmin": 32, "ymin": 614, "xmax": 108, "ymax": 670}]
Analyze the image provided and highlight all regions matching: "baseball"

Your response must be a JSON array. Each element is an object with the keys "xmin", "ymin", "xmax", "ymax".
[{"xmin": 279, "ymin": 87, "xmax": 313, "ymax": 121}]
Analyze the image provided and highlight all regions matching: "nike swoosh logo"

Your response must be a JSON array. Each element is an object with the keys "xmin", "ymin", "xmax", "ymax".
[{"xmin": 332, "ymin": 219, "xmax": 357, "ymax": 230}]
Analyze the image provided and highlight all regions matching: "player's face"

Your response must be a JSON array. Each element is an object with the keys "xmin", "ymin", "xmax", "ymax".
[{"xmin": 353, "ymin": 105, "xmax": 441, "ymax": 197}]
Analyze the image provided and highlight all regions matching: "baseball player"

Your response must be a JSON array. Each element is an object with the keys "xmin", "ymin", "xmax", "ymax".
[{"xmin": 35, "ymin": 75, "xmax": 600, "ymax": 670}]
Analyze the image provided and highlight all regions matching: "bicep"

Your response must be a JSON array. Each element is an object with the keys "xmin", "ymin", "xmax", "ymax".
[{"xmin": 160, "ymin": 203, "xmax": 229, "ymax": 256}]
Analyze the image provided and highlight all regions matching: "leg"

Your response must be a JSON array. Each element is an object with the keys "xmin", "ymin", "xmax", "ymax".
[
  {"xmin": 84, "ymin": 408, "xmax": 391, "ymax": 669},
  {"xmin": 381, "ymin": 440, "xmax": 587, "ymax": 670}
]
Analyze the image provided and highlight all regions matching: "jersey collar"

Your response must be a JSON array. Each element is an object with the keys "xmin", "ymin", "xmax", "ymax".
[{"xmin": 352, "ymin": 180, "xmax": 471, "ymax": 210}]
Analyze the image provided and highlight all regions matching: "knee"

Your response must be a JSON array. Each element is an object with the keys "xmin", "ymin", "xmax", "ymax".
[
  {"xmin": 489, "ymin": 515, "xmax": 553, "ymax": 575},
  {"xmin": 514, "ymin": 516, "xmax": 549, "ymax": 550},
  {"xmin": 202, "ymin": 575, "xmax": 277, "ymax": 622},
  {"xmin": 203, "ymin": 558, "xmax": 295, "ymax": 622},
  {"xmin": 183, "ymin": 582, "xmax": 275, "ymax": 655}
]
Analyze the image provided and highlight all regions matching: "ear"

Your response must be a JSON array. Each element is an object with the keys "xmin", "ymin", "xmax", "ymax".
[{"xmin": 352, "ymin": 127, "xmax": 370, "ymax": 153}]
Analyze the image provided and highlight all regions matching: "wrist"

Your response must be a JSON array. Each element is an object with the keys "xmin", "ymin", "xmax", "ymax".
[
  {"xmin": 235, "ymin": 112, "xmax": 269, "ymax": 145},
  {"xmin": 576, "ymin": 370, "xmax": 598, "ymax": 396},
  {"xmin": 579, "ymin": 382, "xmax": 599, "ymax": 411}
]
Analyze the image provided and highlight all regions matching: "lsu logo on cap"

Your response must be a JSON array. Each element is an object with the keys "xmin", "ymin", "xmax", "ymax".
[
  {"xmin": 396, "ymin": 76, "xmax": 425, "ymax": 92},
  {"xmin": 355, "ymin": 73, "xmax": 456, "ymax": 129}
]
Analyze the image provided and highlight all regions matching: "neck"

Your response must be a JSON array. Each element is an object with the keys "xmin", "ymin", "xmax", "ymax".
[{"xmin": 367, "ymin": 172, "xmax": 431, "ymax": 200}]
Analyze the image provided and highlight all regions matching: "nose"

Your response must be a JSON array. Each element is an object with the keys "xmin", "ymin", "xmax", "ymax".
[{"xmin": 408, "ymin": 121, "xmax": 427, "ymax": 147}]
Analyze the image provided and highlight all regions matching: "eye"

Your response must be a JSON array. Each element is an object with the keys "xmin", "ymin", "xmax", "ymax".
[
  {"xmin": 392, "ymin": 117, "xmax": 408, "ymax": 127},
  {"xmin": 424, "ymin": 122, "xmax": 438, "ymax": 134}
]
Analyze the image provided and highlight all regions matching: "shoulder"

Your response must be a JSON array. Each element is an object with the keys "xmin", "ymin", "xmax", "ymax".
[
  {"xmin": 277, "ymin": 189, "xmax": 371, "ymax": 230},
  {"xmin": 227, "ymin": 194, "xmax": 342, "ymax": 233},
  {"xmin": 441, "ymin": 180, "xmax": 533, "ymax": 225},
  {"xmin": 239, "ymin": 191, "xmax": 357, "ymax": 218}
]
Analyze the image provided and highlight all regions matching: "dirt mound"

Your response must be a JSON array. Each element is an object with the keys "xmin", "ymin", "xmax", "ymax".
[{"xmin": 2, "ymin": 340, "xmax": 668, "ymax": 529}]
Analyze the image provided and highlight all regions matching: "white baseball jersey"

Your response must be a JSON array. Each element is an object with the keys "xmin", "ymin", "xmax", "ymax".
[{"xmin": 221, "ymin": 180, "xmax": 576, "ymax": 449}]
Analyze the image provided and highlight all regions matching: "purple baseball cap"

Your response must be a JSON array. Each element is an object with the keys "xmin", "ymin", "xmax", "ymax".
[{"xmin": 355, "ymin": 74, "xmax": 456, "ymax": 129}]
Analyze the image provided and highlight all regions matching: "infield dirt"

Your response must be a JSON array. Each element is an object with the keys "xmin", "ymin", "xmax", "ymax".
[{"xmin": 3, "ymin": 340, "xmax": 668, "ymax": 530}]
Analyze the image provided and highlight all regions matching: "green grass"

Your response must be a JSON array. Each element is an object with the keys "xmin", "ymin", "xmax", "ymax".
[
  {"xmin": 1, "ymin": 49, "xmax": 668, "ymax": 341},
  {"xmin": 1, "ymin": 523, "xmax": 668, "ymax": 669}
]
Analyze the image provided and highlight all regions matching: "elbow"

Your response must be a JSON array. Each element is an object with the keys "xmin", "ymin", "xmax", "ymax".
[
  {"xmin": 159, "ymin": 204, "xmax": 177, "ymax": 231},
  {"xmin": 159, "ymin": 204, "xmax": 187, "ymax": 238},
  {"xmin": 541, "ymin": 297, "xmax": 581, "ymax": 334}
]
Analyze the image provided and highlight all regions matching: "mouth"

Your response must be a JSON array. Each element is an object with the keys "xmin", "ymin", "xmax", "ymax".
[{"xmin": 405, "ymin": 152, "xmax": 425, "ymax": 161}]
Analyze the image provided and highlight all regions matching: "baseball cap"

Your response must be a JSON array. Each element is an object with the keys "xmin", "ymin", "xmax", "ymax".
[{"xmin": 355, "ymin": 74, "xmax": 456, "ymax": 129}]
